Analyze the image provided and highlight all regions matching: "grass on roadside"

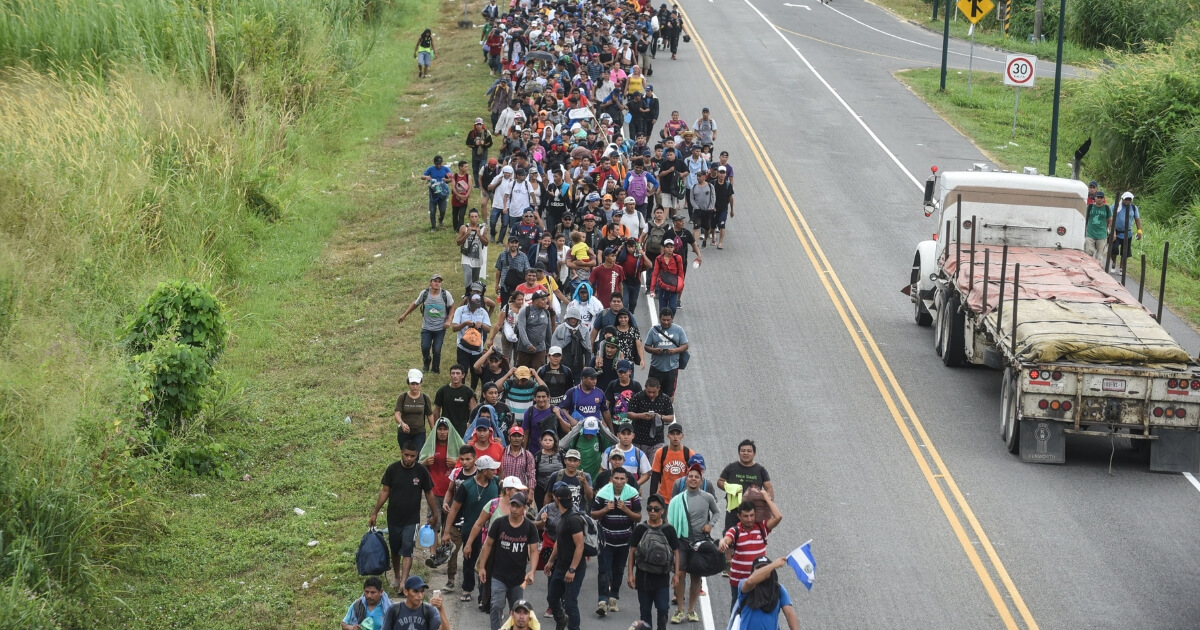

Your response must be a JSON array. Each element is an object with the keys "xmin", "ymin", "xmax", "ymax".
[
  {"xmin": 869, "ymin": 0, "xmax": 1113, "ymax": 66},
  {"xmin": 97, "ymin": 5, "xmax": 500, "ymax": 630},
  {"xmin": 896, "ymin": 67, "xmax": 1200, "ymax": 327}
]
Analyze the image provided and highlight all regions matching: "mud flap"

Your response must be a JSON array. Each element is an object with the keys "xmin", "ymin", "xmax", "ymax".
[
  {"xmin": 1149, "ymin": 428, "xmax": 1200, "ymax": 473},
  {"xmin": 1019, "ymin": 420, "xmax": 1066, "ymax": 464}
]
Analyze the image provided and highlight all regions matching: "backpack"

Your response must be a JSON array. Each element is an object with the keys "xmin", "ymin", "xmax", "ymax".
[
  {"xmin": 635, "ymin": 525, "xmax": 674, "ymax": 574},
  {"xmin": 430, "ymin": 179, "xmax": 450, "ymax": 200},
  {"xmin": 356, "ymin": 528, "xmax": 390, "ymax": 576},
  {"xmin": 644, "ymin": 222, "xmax": 668, "ymax": 257},
  {"xmin": 627, "ymin": 172, "xmax": 649, "ymax": 204},
  {"xmin": 535, "ymin": 450, "xmax": 566, "ymax": 488},
  {"xmin": 575, "ymin": 511, "xmax": 600, "ymax": 557}
]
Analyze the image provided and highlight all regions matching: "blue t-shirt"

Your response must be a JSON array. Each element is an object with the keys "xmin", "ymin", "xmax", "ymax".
[
  {"xmin": 558, "ymin": 385, "xmax": 608, "ymax": 419},
  {"xmin": 342, "ymin": 593, "xmax": 391, "ymax": 628},
  {"xmin": 424, "ymin": 165, "xmax": 452, "ymax": 181},
  {"xmin": 382, "ymin": 600, "xmax": 441, "ymax": 630},
  {"xmin": 645, "ymin": 324, "xmax": 687, "ymax": 372},
  {"xmin": 735, "ymin": 580, "xmax": 792, "ymax": 630},
  {"xmin": 1114, "ymin": 203, "xmax": 1140, "ymax": 237}
]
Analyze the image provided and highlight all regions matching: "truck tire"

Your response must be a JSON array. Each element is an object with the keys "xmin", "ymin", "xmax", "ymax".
[
  {"xmin": 1001, "ymin": 367, "xmax": 1021, "ymax": 454},
  {"xmin": 940, "ymin": 292, "xmax": 967, "ymax": 367},
  {"xmin": 913, "ymin": 285, "xmax": 932, "ymax": 327},
  {"xmin": 934, "ymin": 290, "xmax": 946, "ymax": 356}
]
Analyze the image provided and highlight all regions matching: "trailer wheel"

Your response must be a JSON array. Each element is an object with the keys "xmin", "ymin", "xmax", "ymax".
[
  {"xmin": 913, "ymin": 283, "xmax": 933, "ymax": 327},
  {"xmin": 934, "ymin": 290, "xmax": 946, "ymax": 356},
  {"xmin": 940, "ymin": 292, "xmax": 967, "ymax": 367},
  {"xmin": 1001, "ymin": 367, "xmax": 1021, "ymax": 454}
]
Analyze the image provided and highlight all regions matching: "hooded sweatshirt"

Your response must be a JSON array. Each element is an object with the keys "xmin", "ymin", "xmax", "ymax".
[
  {"xmin": 419, "ymin": 418, "xmax": 467, "ymax": 497},
  {"xmin": 569, "ymin": 282, "xmax": 605, "ymax": 340},
  {"xmin": 550, "ymin": 303, "xmax": 593, "ymax": 379},
  {"xmin": 516, "ymin": 302, "xmax": 553, "ymax": 354}
]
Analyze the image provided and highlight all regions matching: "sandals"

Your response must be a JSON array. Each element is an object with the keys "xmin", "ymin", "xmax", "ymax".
[{"xmin": 460, "ymin": 592, "xmax": 473, "ymax": 602}]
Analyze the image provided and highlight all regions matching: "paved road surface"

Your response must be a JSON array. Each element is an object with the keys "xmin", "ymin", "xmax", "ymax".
[{"xmin": 441, "ymin": 1, "xmax": 1200, "ymax": 628}]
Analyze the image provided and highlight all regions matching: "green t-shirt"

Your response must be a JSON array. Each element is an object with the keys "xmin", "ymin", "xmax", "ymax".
[
  {"xmin": 455, "ymin": 476, "xmax": 499, "ymax": 537},
  {"xmin": 573, "ymin": 435, "xmax": 604, "ymax": 479},
  {"xmin": 1085, "ymin": 203, "xmax": 1112, "ymax": 240}
]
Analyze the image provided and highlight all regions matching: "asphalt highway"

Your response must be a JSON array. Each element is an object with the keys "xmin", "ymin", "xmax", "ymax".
[{"xmin": 444, "ymin": 2, "xmax": 1200, "ymax": 628}]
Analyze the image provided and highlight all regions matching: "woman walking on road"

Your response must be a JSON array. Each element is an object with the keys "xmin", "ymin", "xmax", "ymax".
[{"xmin": 415, "ymin": 28, "xmax": 436, "ymax": 78}]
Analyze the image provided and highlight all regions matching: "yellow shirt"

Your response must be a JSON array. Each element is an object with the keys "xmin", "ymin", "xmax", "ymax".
[
  {"xmin": 626, "ymin": 75, "xmax": 645, "ymax": 95},
  {"xmin": 570, "ymin": 242, "xmax": 591, "ymax": 263}
]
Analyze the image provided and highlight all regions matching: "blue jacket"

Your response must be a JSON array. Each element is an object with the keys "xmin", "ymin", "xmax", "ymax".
[{"xmin": 527, "ymin": 243, "xmax": 559, "ymax": 276}]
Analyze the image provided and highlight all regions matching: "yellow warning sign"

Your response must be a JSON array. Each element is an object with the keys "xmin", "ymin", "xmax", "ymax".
[{"xmin": 956, "ymin": 0, "xmax": 994, "ymax": 24}]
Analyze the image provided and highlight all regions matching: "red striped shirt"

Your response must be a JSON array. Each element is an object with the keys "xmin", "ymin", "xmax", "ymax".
[{"xmin": 725, "ymin": 522, "xmax": 769, "ymax": 585}]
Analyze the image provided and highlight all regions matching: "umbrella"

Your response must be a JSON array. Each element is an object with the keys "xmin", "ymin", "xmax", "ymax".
[{"xmin": 526, "ymin": 50, "xmax": 556, "ymax": 64}]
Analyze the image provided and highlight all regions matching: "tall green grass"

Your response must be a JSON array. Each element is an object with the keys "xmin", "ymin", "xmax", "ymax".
[
  {"xmin": 1069, "ymin": 0, "xmax": 1198, "ymax": 51},
  {"xmin": 0, "ymin": 0, "xmax": 391, "ymax": 622}
]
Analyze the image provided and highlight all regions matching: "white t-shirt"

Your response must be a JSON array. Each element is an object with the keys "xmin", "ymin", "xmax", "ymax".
[
  {"xmin": 602, "ymin": 444, "xmax": 652, "ymax": 477},
  {"xmin": 619, "ymin": 210, "xmax": 648, "ymax": 239},
  {"xmin": 500, "ymin": 178, "xmax": 535, "ymax": 217}
]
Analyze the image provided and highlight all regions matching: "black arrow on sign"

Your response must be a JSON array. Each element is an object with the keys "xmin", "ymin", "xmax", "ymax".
[{"xmin": 969, "ymin": 0, "xmax": 983, "ymax": 17}]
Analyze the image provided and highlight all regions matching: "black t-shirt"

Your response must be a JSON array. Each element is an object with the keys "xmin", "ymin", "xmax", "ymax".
[
  {"xmin": 538, "ymin": 364, "xmax": 574, "ymax": 403},
  {"xmin": 713, "ymin": 180, "xmax": 734, "ymax": 212},
  {"xmin": 605, "ymin": 379, "xmax": 643, "ymax": 419},
  {"xmin": 435, "ymin": 385, "xmax": 476, "ymax": 435},
  {"xmin": 665, "ymin": 228, "xmax": 696, "ymax": 266},
  {"xmin": 487, "ymin": 517, "xmax": 540, "ymax": 586},
  {"xmin": 718, "ymin": 462, "xmax": 770, "ymax": 509},
  {"xmin": 554, "ymin": 508, "xmax": 587, "ymax": 569},
  {"xmin": 381, "ymin": 461, "xmax": 434, "ymax": 527},
  {"xmin": 630, "ymin": 522, "xmax": 680, "ymax": 590},
  {"xmin": 626, "ymin": 391, "xmax": 674, "ymax": 445}
]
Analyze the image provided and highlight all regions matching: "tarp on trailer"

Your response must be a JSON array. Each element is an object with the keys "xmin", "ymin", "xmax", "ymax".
[{"xmin": 942, "ymin": 246, "xmax": 1193, "ymax": 366}]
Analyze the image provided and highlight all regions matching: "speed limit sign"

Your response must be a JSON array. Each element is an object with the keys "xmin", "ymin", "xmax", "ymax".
[{"xmin": 1004, "ymin": 54, "xmax": 1036, "ymax": 87}]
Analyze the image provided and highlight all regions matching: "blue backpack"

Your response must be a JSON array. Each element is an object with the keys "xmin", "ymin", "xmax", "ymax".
[{"xmin": 356, "ymin": 528, "xmax": 390, "ymax": 576}]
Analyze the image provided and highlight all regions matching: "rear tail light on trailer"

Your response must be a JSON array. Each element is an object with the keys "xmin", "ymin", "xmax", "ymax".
[
  {"xmin": 1152, "ymin": 407, "xmax": 1186, "ymax": 418},
  {"xmin": 1036, "ymin": 399, "xmax": 1072, "ymax": 411}
]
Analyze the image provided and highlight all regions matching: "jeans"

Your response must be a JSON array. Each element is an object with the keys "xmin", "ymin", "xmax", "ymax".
[
  {"xmin": 490, "ymin": 578, "xmax": 525, "ymax": 630},
  {"xmin": 489, "ymin": 207, "xmax": 504, "ymax": 239},
  {"xmin": 656, "ymin": 290, "xmax": 679, "ymax": 314},
  {"xmin": 396, "ymin": 427, "xmax": 426, "ymax": 453},
  {"xmin": 548, "ymin": 562, "xmax": 587, "ymax": 630},
  {"xmin": 472, "ymin": 156, "xmax": 486, "ymax": 187},
  {"xmin": 638, "ymin": 584, "xmax": 670, "ymax": 629},
  {"xmin": 429, "ymin": 195, "xmax": 448, "ymax": 228},
  {"xmin": 462, "ymin": 535, "xmax": 482, "ymax": 593},
  {"xmin": 597, "ymin": 543, "xmax": 628, "ymax": 601},
  {"xmin": 421, "ymin": 328, "xmax": 447, "ymax": 372},
  {"xmin": 452, "ymin": 204, "xmax": 468, "ymax": 231},
  {"xmin": 623, "ymin": 283, "xmax": 642, "ymax": 314}
]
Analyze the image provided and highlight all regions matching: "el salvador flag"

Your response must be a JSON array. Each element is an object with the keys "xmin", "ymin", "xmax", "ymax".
[{"xmin": 786, "ymin": 540, "xmax": 817, "ymax": 591}]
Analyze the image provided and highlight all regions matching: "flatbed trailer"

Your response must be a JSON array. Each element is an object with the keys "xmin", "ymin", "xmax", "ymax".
[{"xmin": 908, "ymin": 169, "xmax": 1200, "ymax": 472}]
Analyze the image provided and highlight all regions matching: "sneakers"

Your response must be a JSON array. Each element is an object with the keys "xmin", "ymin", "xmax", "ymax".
[
  {"xmin": 425, "ymin": 543, "xmax": 453, "ymax": 568},
  {"xmin": 608, "ymin": 597, "xmax": 619, "ymax": 612},
  {"xmin": 687, "ymin": 611, "xmax": 700, "ymax": 622},
  {"xmin": 670, "ymin": 610, "xmax": 686, "ymax": 624},
  {"xmin": 442, "ymin": 580, "xmax": 455, "ymax": 593},
  {"xmin": 596, "ymin": 600, "xmax": 608, "ymax": 616},
  {"xmin": 544, "ymin": 607, "xmax": 555, "ymax": 618}
]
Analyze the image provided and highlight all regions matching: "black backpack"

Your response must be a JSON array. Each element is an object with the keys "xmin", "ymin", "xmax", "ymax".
[
  {"xmin": 644, "ymin": 222, "xmax": 668, "ymax": 257},
  {"xmin": 635, "ymin": 525, "xmax": 674, "ymax": 574}
]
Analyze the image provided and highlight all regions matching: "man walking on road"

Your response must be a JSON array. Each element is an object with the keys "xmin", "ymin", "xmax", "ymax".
[
  {"xmin": 625, "ymin": 378, "xmax": 675, "ymax": 456},
  {"xmin": 371, "ymin": 442, "xmax": 440, "ymax": 589},
  {"xmin": 443, "ymin": 455, "xmax": 501, "ymax": 603},
  {"xmin": 591, "ymin": 466, "xmax": 642, "ymax": 617},
  {"xmin": 516, "ymin": 291, "xmax": 553, "ymax": 369},
  {"xmin": 476, "ymin": 491, "xmax": 540, "ymax": 630},
  {"xmin": 545, "ymin": 484, "xmax": 589, "ymax": 630},
  {"xmin": 628, "ymin": 493, "xmax": 680, "ymax": 630},
  {"xmin": 667, "ymin": 464, "xmax": 719, "ymax": 624},
  {"xmin": 644, "ymin": 309, "xmax": 688, "ymax": 400},
  {"xmin": 650, "ymin": 423, "xmax": 690, "ymax": 501},
  {"xmin": 718, "ymin": 440, "xmax": 774, "ymax": 532},
  {"xmin": 719, "ymin": 494, "xmax": 783, "ymax": 607}
]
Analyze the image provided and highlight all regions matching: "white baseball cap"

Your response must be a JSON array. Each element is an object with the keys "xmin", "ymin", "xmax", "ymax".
[
  {"xmin": 407, "ymin": 368, "xmax": 423, "ymax": 384},
  {"xmin": 548, "ymin": 345, "xmax": 563, "ymax": 355},
  {"xmin": 476, "ymin": 455, "xmax": 501, "ymax": 470},
  {"xmin": 502, "ymin": 475, "xmax": 528, "ymax": 490}
]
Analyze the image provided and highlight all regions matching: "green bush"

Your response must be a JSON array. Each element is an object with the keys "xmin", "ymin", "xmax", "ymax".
[
  {"xmin": 1008, "ymin": 0, "xmax": 1059, "ymax": 41},
  {"xmin": 1068, "ymin": 0, "xmax": 1197, "ymax": 51},
  {"xmin": 134, "ymin": 339, "xmax": 217, "ymax": 429},
  {"xmin": 1149, "ymin": 123, "xmax": 1200, "ymax": 208},
  {"xmin": 1070, "ymin": 24, "xmax": 1200, "ymax": 187},
  {"xmin": 125, "ymin": 280, "xmax": 228, "ymax": 358}
]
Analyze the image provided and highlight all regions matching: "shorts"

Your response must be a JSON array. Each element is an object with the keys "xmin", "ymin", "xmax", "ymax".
[
  {"xmin": 676, "ymin": 540, "xmax": 705, "ymax": 577},
  {"xmin": 417, "ymin": 51, "xmax": 432, "ymax": 66},
  {"xmin": 648, "ymin": 367, "xmax": 679, "ymax": 398},
  {"xmin": 661, "ymin": 194, "xmax": 683, "ymax": 210},
  {"xmin": 1110, "ymin": 235, "xmax": 1133, "ymax": 258},
  {"xmin": 715, "ymin": 210, "xmax": 729, "ymax": 229},
  {"xmin": 389, "ymin": 523, "xmax": 418, "ymax": 558},
  {"xmin": 693, "ymin": 210, "xmax": 714, "ymax": 231}
]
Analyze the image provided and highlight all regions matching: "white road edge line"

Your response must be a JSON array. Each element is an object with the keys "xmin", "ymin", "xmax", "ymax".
[
  {"xmin": 700, "ymin": 576, "xmax": 717, "ymax": 630},
  {"xmin": 822, "ymin": 1, "xmax": 1004, "ymax": 63},
  {"xmin": 742, "ymin": 0, "xmax": 923, "ymax": 190},
  {"xmin": 1184, "ymin": 472, "xmax": 1200, "ymax": 495}
]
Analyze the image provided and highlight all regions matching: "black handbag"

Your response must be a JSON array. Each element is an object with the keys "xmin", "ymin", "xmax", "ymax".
[{"xmin": 686, "ymin": 538, "xmax": 724, "ymax": 576}]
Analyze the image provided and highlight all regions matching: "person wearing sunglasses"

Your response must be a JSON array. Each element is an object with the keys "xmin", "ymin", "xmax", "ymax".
[{"xmin": 627, "ymin": 493, "xmax": 679, "ymax": 629}]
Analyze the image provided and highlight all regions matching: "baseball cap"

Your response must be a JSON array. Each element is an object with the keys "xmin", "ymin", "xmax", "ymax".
[
  {"xmin": 615, "ymin": 421, "xmax": 633, "ymax": 433},
  {"xmin": 508, "ymin": 425, "xmax": 525, "ymax": 436},
  {"xmin": 616, "ymin": 359, "xmax": 633, "ymax": 372},
  {"xmin": 548, "ymin": 345, "xmax": 563, "ymax": 356},
  {"xmin": 407, "ymin": 368, "xmax": 423, "ymax": 384},
  {"xmin": 581, "ymin": 366, "xmax": 599, "ymax": 378},
  {"xmin": 582, "ymin": 417, "xmax": 600, "ymax": 435},
  {"xmin": 509, "ymin": 491, "xmax": 528, "ymax": 507},
  {"xmin": 717, "ymin": 165, "xmax": 727, "ymax": 172},
  {"xmin": 1088, "ymin": 180, "xmax": 1099, "ymax": 187},
  {"xmin": 474, "ymin": 422, "xmax": 492, "ymax": 433},
  {"xmin": 553, "ymin": 483, "xmax": 574, "ymax": 501},
  {"xmin": 585, "ymin": 192, "xmax": 601, "ymax": 202},
  {"xmin": 515, "ymin": 167, "xmax": 527, "ymax": 176},
  {"xmin": 508, "ymin": 235, "xmax": 520, "ymax": 243},
  {"xmin": 603, "ymin": 193, "xmax": 614, "ymax": 200},
  {"xmin": 1095, "ymin": 190, "xmax": 1106, "ymax": 198},
  {"xmin": 430, "ymin": 272, "xmax": 443, "ymax": 281},
  {"xmin": 583, "ymin": 213, "xmax": 596, "ymax": 221},
  {"xmin": 502, "ymin": 475, "xmax": 528, "ymax": 490},
  {"xmin": 671, "ymin": 214, "xmax": 685, "ymax": 222},
  {"xmin": 476, "ymin": 455, "xmax": 501, "ymax": 470},
  {"xmin": 404, "ymin": 576, "xmax": 428, "ymax": 591},
  {"xmin": 646, "ymin": 84, "xmax": 654, "ymax": 91},
  {"xmin": 515, "ymin": 366, "xmax": 533, "ymax": 379},
  {"xmin": 687, "ymin": 453, "xmax": 706, "ymax": 470},
  {"xmin": 564, "ymin": 448, "xmax": 582, "ymax": 460},
  {"xmin": 662, "ymin": 240, "xmax": 676, "ymax": 247},
  {"xmin": 604, "ymin": 246, "xmax": 617, "ymax": 257},
  {"xmin": 475, "ymin": 117, "xmax": 484, "ymax": 124},
  {"xmin": 667, "ymin": 422, "xmax": 684, "ymax": 434},
  {"xmin": 624, "ymin": 197, "xmax": 636, "ymax": 205},
  {"xmin": 488, "ymin": 157, "xmax": 498, "ymax": 165},
  {"xmin": 533, "ymin": 289, "xmax": 550, "ymax": 300},
  {"xmin": 512, "ymin": 599, "xmax": 533, "ymax": 613}
]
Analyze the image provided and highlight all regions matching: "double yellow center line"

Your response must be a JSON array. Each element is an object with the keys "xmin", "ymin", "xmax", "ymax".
[{"xmin": 674, "ymin": 5, "xmax": 1038, "ymax": 629}]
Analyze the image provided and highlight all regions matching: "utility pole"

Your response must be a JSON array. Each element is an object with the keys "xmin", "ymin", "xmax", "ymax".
[
  {"xmin": 939, "ymin": 0, "xmax": 952, "ymax": 90},
  {"xmin": 1034, "ymin": 0, "xmax": 1044, "ymax": 42},
  {"xmin": 1048, "ymin": 0, "xmax": 1066, "ymax": 175}
]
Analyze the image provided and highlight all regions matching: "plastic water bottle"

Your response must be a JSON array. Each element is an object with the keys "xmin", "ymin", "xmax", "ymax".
[
  {"xmin": 419, "ymin": 524, "xmax": 436, "ymax": 548},
  {"xmin": 692, "ymin": 260, "xmax": 700, "ymax": 269}
]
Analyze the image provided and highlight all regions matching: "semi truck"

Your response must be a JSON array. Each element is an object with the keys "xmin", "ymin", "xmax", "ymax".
[{"xmin": 907, "ymin": 167, "xmax": 1200, "ymax": 472}]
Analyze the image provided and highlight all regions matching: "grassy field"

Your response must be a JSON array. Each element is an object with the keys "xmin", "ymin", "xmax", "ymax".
[
  {"xmin": 94, "ymin": 5, "xmax": 501, "ymax": 629},
  {"xmin": 897, "ymin": 67, "xmax": 1200, "ymax": 326},
  {"xmin": 869, "ymin": 0, "xmax": 1113, "ymax": 66}
]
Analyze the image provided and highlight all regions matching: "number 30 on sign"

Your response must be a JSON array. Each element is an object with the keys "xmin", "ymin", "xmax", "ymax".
[{"xmin": 1004, "ymin": 54, "xmax": 1036, "ymax": 87}]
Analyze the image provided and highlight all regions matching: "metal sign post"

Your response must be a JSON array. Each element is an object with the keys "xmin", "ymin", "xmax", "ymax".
[
  {"xmin": 967, "ymin": 25, "xmax": 976, "ymax": 95},
  {"xmin": 957, "ymin": 0, "xmax": 992, "ymax": 96},
  {"xmin": 1003, "ymin": 54, "xmax": 1036, "ymax": 139}
]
